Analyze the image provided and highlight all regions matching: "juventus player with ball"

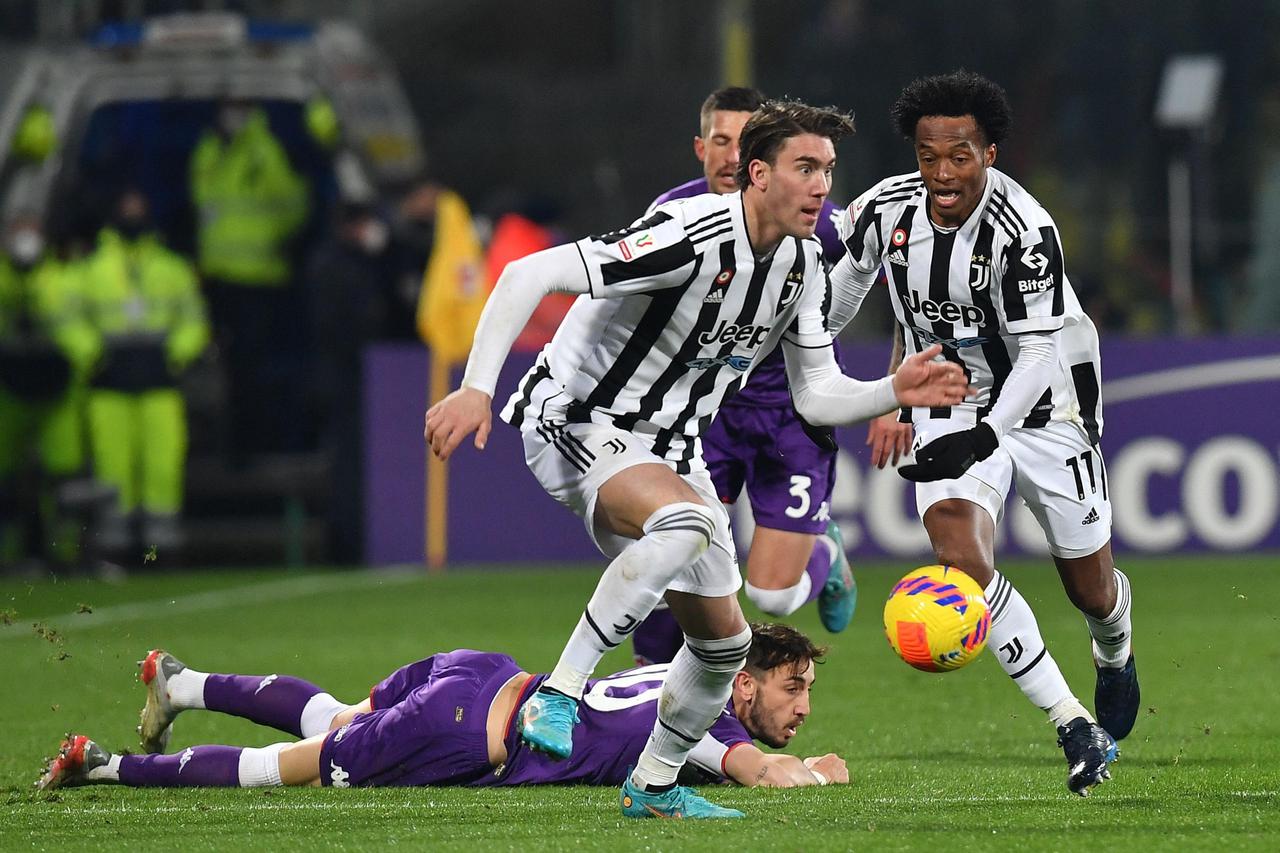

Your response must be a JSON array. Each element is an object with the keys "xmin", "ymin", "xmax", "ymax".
[{"xmin": 827, "ymin": 71, "xmax": 1138, "ymax": 797}]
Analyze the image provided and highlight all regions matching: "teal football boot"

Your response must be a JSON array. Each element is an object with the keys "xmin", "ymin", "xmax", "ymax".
[
  {"xmin": 620, "ymin": 777, "xmax": 745, "ymax": 819},
  {"xmin": 817, "ymin": 520, "xmax": 857, "ymax": 632}
]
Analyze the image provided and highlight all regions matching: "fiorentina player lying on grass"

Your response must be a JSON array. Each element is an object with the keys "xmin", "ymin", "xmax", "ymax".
[{"xmin": 38, "ymin": 623, "xmax": 847, "ymax": 793}]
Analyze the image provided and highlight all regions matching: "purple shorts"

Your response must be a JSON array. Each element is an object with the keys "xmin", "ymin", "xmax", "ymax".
[
  {"xmin": 703, "ymin": 402, "xmax": 836, "ymax": 535},
  {"xmin": 319, "ymin": 650, "xmax": 522, "ymax": 788}
]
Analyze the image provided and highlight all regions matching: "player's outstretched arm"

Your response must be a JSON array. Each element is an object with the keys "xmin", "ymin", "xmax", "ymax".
[
  {"xmin": 898, "ymin": 333, "xmax": 1057, "ymax": 482},
  {"xmin": 422, "ymin": 243, "xmax": 589, "ymax": 460},
  {"xmin": 723, "ymin": 743, "xmax": 849, "ymax": 787}
]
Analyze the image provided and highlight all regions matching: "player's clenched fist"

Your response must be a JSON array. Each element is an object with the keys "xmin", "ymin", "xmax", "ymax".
[
  {"xmin": 890, "ymin": 343, "xmax": 973, "ymax": 408},
  {"xmin": 424, "ymin": 387, "xmax": 493, "ymax": 460},
  {"xmin": 803, "ymin": 753, "xmax": 850, "ymax": 784}
]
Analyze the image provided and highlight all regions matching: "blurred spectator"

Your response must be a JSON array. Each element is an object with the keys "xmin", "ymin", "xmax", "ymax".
[
  {"xmin": 485, "ymin": 195, "xmax": 573, "ymax": 351},
  {"xmin": 0, "ymin": 216, "xmax": 97, "ymax": 570},
  {"xmin": 190, "ymin": 99, "xmax": 309, "ymax": 459},
  {"xmin": 81, "ymin": 189, "xmax": 210, "ymax": 557},
  {"xmin": 389, "ymin": 183, "xmax": 445, "ymax": 340},
  {"xmin": 306, "ymin": 201, "xmax": 393, "ymax": 562}
]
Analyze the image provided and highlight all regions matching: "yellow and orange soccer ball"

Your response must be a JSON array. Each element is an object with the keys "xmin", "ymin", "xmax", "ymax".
[{"xmin": 883, "ymin": 565, "xmax": 990, "ymax": 672}]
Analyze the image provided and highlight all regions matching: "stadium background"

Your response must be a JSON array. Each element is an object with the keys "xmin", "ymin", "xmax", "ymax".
[
  {"xmin": 2, "ymin": 3, "xmax": 1278, "ymax": 849},
  {"xmin": 6, "ymin": 0, "xmax": 1276, "ymax": 570}
]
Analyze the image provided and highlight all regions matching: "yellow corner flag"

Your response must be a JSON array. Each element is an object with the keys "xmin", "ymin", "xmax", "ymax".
[
  {"xmin": 415, "ymin": 189, "xmax": 489, "ymax": 571},
  {"xmin": 416, "ymin": 189, "xmax": 488, "ymax": 360}
]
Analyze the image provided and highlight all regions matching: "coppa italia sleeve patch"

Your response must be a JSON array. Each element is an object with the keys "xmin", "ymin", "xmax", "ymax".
[{"xmin": 617, "ymin": 230, "xmax": 660, "ymax": 261}]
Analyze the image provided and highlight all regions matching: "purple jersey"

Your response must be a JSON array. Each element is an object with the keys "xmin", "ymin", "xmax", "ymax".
[
  {"xmin": 476, "ymin": 665, "xmax": 753, "ymax": 787},
  {"xmin": 649, "ymin": 179, "xmax": 846, "ymax": 409},
  {"xmin": 321, "ymin": 650, "xmax": 523, "ymax": 788},
  {"xmin": 321, "ymin": 652, "xmax": 753, "ymax": 789}
]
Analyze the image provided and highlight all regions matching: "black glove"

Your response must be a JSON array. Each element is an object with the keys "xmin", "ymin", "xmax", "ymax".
[{"xmin": 899, "ymin": 422, "xmax": 999, "ymax": 482}]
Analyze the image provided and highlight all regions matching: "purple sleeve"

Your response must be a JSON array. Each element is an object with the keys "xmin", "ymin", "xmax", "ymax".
[
  {"xmin": 709, "ymin": 711, "xmax": 752, "ymax": 750},
  {"xmin": 648, "ymin": 177, "xmax": 711, "ymax": 213},
  {"xmin": 682, "ymin": 708, "xmax": 753, "ymax": 782},
  {"xmin": 816, "ymin": 199, "xmax": 845, "ymax": 264}
]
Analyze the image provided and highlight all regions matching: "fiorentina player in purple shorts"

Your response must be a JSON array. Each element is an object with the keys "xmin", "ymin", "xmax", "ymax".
[
  {"xmin": 38, "ymin": 624, "xmax": 848, "ymax": 793},
  {"xmin": 632, "ymin": 87, "xmax": 910, "ymax": 666}
]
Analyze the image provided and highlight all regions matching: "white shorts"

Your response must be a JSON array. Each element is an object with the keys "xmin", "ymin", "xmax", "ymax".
[
  {"xmin": 521, "ymin": 419, "xmax": 741, "ymax": 598},
  {"xmin": 912, "ymin": 419, "xmax": 1112, "ymax": 559}
]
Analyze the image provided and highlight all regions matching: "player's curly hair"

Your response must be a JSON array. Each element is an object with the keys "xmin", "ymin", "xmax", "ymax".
[
  {"xmin": 746, "ymin": 622, "xmax": 827, "ymax": 676},
  {"xmin": 735, "ymin": 99, "xmax": 856, "ymax": 192},
  {"xmin": 700, "ymin": 86, "xmax": 767, "ymax": 135},
  {"xmin": 890, "ymin": 70, "xmax": 1012, "ymax": 146}
]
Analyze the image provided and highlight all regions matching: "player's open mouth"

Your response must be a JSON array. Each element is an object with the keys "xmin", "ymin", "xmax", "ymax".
[
  {"xmin": 933, "ymin": 189, "xmax": 961, "ymax": 207},
  {"xmin": 800, "ymin": 207, "xmax": 819, "ymax": 223}
]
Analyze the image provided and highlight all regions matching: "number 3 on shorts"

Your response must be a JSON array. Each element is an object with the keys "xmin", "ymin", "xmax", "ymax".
[{"xmin": 785, "ymin": 475, "xmax": 813, "ymax": 519}]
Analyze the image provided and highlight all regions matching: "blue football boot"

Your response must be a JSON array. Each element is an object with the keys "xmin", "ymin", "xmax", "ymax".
[
  {"xmin": 1095, "ymin": 654, "xmax": 1140, "ymax": 741},
  {"xmin": 620, "ymin": 777, "xmax": 745, "ymax": 819},
  {"xmin": 1056, "ymin": 716, "xmax": 1117, "ymax": 797},
  {"xmin": 817, "ymin": 520, "xmax": 856, "ymax": 633},
  {"xmin": 517, "ymin": 688, "xmax": 580, "ymax": 760}
]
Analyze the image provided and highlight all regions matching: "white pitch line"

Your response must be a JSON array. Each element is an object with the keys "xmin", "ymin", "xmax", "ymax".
[{"xmin": 0, "ymin": 568, "xmax": 422, "ymax": 641}]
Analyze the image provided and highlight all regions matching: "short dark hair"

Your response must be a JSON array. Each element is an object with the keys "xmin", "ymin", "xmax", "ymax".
[
  {"xmin": 735, "ymin": 99, "xmax": 856, "ymax": 191},
  {"xmin": 700, "ymin": 86, "xmax": 767, "ymax": 135},
  {"xmin": 746, "ymin": 622, "xmax": 826, "ymax": 677},
  {"xmin": 890, "ymin": 70, "xmax": 1012, "ymax": 146}
]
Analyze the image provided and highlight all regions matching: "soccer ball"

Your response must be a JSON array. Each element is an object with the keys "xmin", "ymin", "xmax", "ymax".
[{"xmin": 883, "ymin": 565, "xmax": 990, "ymax": 672}]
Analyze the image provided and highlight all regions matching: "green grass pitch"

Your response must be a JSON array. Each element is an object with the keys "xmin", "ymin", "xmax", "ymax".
[{"xmin": 2, "ymin": 555, "xmax": 1278, "ymax": 851}]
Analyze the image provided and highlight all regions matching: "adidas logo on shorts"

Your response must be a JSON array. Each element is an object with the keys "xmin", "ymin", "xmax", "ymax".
[{"xmin": 1082, "ymin": 508, "xmax": 1100, "ymax": 525}]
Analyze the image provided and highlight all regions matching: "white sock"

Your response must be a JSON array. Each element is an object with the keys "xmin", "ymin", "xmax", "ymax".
[
  {"xmin": 745, "ymin": 577, "xmax": 811, "ymax": 617},
  {"xmin": 631, "ymin": 626, "xmax": 752, "ymax": 789},
  {"xmin": 1048, "ymin": 697, "xmax": 1095, "ymax": 728},
  {"xmin": 546, "ymin": 502, "xmax": 715, "ymax": 699},
  {"xmin": 166, "ymin": 668, "xmax": 209, "ymax": 710},
  {"xmin": 1084, "ymin": 568, "xmax": 1133, "ymax": 668},
  {"xmin": 237, "ymin": 742, "xmax": 286, "ymax": 787},
  {"xmin": 299, "ymin": 693, "xmax": 348, "ymax": 738},
  {"xmin": 984, "ymin": 571, "xmax": 1076, "ymax": 711},
  {"xmin": 85, "ymin": 753, "xmax": 122, "ymax": 783}
]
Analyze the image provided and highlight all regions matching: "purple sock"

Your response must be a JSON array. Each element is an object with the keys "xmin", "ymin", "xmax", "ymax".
[
  {"xmin": 803, "ymin": 540, "xmax": 834, "ymax": 605},
  {"xmin": 203, "ymin": 674, "xmax": 324, "ymax": 737},
  {"xmin": 120, "ymin": 746, "xmax": 242, "ymax": 787},
  {"xmin": 631, "ymin": 608, "xmax": 684, "ymax": 666}
]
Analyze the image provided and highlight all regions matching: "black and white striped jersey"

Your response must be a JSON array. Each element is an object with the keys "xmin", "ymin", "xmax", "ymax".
[
  {"xmin": 833, "ymin": 168, "xmax": 1104, "ymax": 441},
  {"xmin": 500, "ymin": 191, "xmax": 832, "ymax": 471}
]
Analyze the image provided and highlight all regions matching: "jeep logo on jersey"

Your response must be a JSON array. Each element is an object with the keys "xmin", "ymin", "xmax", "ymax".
[
  {"xmin": 685, "ymin": 354, "xmax": 754, "ymax": 371},
  {"xmin": 904, "ymin": 291, "xmax": 986, "ymax": 326},
  {"xmin": 698, "ymin": 319, "xmax": 771, "ymax": 348},
  {"xmin": 969, "ymin": 253, "xmax": 991, "ymax": 291}
]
